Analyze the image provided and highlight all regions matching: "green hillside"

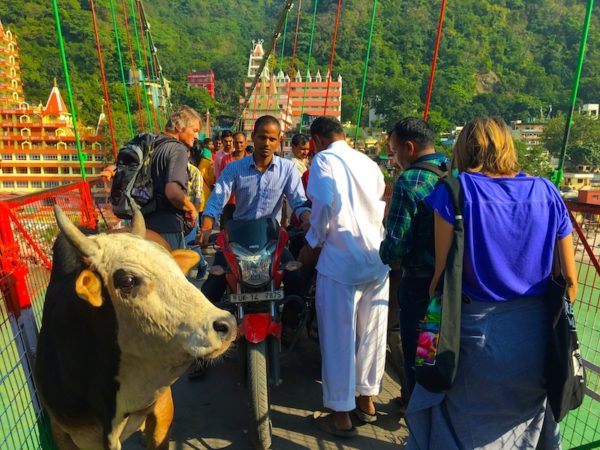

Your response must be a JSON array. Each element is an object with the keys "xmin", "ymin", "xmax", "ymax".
[{"xmin": 1, "ymin": 0, "xmax": 599, "ymax": 142}]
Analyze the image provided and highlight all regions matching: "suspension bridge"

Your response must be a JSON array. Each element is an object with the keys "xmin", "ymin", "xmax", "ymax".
[{"xmin": 0, "ymin": 0, "xmax": 598, "ymax": 448}]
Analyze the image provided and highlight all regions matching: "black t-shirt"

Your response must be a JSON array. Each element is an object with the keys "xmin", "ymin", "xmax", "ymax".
[{"xmin": 144, "ymin": 135, "xmax": 189, "ymax": 234}]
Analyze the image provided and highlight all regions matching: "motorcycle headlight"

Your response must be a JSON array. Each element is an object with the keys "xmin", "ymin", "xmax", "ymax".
[{"xmin": 231, "ymin": 244, "xmax": 274, "ymax": 286}]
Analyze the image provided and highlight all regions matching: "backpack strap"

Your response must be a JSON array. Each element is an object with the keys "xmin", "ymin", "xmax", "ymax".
[
  {"xmin": 406, "ymin": 161, "xmax": 448, "ymax": 178},
  {"xmin": 440, "ymin": 176, "xmax": 463, "ymax": 232}
]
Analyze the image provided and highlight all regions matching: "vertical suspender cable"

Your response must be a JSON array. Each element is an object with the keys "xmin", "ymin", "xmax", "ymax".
[
  {"xmin": 272, "ymin": 9, "xmax": 289, "ymax": 124},
  {"xmin": 137, "ymin": 0, "xmax": 166, "ymax": 127},
  {"xmin": 298, "ymin": 0, "xmax": 319, "ymax": 133},
  {"xmin": 120, "ymin": 0, "xmax": 146, "ymax": 131},
  {"xmin": 89, "ymin": 0, "xmax": 118, "ymax": 158},
  {"xmin": 353, "ymin": 0, "xmax": 377, "ymax": 146},
  {"xmin": 108, "ymin": 0, "xmax": 135, "ymax": 138},
  {"xmin": 552, "ymin": 0, "xmax": 595, "ymax": 188},
  {"xmin": 282, "ymin": 0, "xmax": 303, "ymax": 135},
  {"xmin": 136, "ymin": 0, "xmax": 160, "ymax": 131},
  {"xmin": 323, "ymin": 0, "xmax": 342, "ymax": 115},
  {"xmin": 137, "ymin": 0, "xmax": 171, "ymax": 116},
  {"xmin": 423, "ymin": 0, "xmax": 447, "ymax": 121},
  {"xmin": 129, "ymin": 0, "xmax": 155, "ymax": 131},
  {"xmin": 51, "ymin": 0, "xmax": 87, "ymax": 180}
]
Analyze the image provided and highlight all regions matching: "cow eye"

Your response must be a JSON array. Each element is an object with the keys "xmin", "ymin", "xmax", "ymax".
[{"xmin": 113, "ymin": 269, "xmax": 140, "ymax": 294}]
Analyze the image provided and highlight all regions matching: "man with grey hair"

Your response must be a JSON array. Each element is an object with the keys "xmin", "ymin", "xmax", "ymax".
[{"xmin": 144, "ymin": 105, "xmax": 202, "ymax": 249}]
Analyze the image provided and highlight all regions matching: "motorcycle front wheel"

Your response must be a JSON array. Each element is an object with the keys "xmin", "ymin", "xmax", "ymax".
[{"xmin": 247, "ymin": 340, "xmax": 272, "ymax": 450}]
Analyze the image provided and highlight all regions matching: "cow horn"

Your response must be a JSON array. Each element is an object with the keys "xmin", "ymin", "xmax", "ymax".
[
  {"xmin": 129, "ymin": 201, "xmax": 146, "ymax": 238},
  {"xmin": 53, "ymin": 205, "xmax": 99, "ymax": 258}
]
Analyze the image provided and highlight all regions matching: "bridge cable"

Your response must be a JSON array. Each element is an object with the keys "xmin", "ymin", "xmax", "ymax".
[
  {"xmin": 135, "ymin": 0, "xmax": 161, "ymax": 131},
  {"xmin": 353, "ymin": 0, "xmax": 378, "ymax": 146},
  {"xmin": 89, "ymin": 0, "xmax": 118, "ymax": 158},
  {"xmin": 138, "ymin": 0, "xmax": 172, "ymax": 116},
  {"xmin": 51, "ymin": 0, "xmax": 87, "ymax": 180},
  {"xmin": 137, "ymin": 0, "xmax": 168, "ymax": 125},
  {"xmin": 120, "ymin": 0, "xmax": 146, "ymax": 132},
  {"xmin": 129, "ymin": 0, "xmax": 155, "ymax": 132},
  {"xmin": 298, "ymin": 0, "xmax": 319, "ymax": 133},
  {"xmin": 552, "ymin": 0, "xmax": 596, "ymax": 188},
  {"xmin": 282, "ymin": 0, "xmax": 303, "ymax": 135},
  {"xmin": 323, "ymin": 0, "xmax": 343, "ymax": 116},
  {"xmin": 423, "ymin": 0, "xmax": 447, "ymax": 121},
  {"xmin": 108, "ymin": 0, "xmax": 135, "ymax": 138}
]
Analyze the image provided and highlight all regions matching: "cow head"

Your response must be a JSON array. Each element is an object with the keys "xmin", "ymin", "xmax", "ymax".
[{"xmin": 53, "ymin": 206, "xmax": 236, "ymax": 367}]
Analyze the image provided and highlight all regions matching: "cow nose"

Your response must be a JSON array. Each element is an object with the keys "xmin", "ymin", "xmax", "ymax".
[{"xmin": 213, "ymin": 315, "xmax": 236, "ymax": 341}]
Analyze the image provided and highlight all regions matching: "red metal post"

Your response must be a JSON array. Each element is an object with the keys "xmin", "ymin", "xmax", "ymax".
[{"xmin": 423, "ymin": 0, "xmax": 447, "ymax": 121}]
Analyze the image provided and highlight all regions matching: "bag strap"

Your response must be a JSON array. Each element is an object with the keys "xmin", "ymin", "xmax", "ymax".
[
  {"xmin": 406, "ymin": 161, "xmax": 448, "ymax": 178},
  {"xmin": 440, "ymin": 176, "xmax": 463, "ymax": 232}
]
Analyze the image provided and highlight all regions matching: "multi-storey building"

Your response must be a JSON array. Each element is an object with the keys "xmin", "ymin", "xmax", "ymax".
[
  {"xmin": 187, "ymin": 70, "xmax": 216, "ymax": 98},
  {"xmin": 0, "ymin": 20, "xmax": 106, "ymax": 194},
  {"xmin": 242, "ymin": 40, "xmax": 342, "ymax": 133},
  {"xmin": 511, "ymin": 120, "xmax": 547, "ymax": 147}
]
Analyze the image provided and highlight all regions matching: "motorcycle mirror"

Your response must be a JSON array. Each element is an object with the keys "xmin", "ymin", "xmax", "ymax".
[
  {"xmin": 207, "ymin": 265, "xmax": 226, "ymax": 276},
  {"xmin": 281, "ymin": 261, "xmax": 303, "ymax": 271}
]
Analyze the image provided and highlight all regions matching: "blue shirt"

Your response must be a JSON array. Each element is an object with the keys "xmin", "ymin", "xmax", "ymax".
[
  {"xmin": 426, "ymin": 172, "xmax": 573, "ymax": 302},
  {"xmin": 203, "ymin": 155, "xmax": 309, "ymax": 222}
]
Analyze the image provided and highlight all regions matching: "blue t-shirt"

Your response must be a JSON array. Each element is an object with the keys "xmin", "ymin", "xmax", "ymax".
[{"xmin": 426, "ymin": 172, "xmax": 573, "ymax": 302}]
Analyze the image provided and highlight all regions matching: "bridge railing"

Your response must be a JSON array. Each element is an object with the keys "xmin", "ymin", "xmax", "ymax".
[
  {"xmin": 0, "ymin": 178, "xmax": 117, "ymax": 449},
  {"xmin": 561, "ymin": 201, "xmax": 600, "ymax": 448}
]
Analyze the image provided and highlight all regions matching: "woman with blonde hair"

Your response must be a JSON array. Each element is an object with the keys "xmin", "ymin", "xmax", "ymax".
[{"xmin": 405, "ymin": 117, "xmax": 577, "ymax": 449}]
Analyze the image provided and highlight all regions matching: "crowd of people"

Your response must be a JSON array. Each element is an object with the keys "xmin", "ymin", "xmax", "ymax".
[{"xmin": 132, "ymin": 105, "xmax": 577, "ymax": 449}]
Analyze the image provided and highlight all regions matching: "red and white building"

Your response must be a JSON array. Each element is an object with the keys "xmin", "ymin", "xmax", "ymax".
[
  {"xmin": 241, "ymin": 40, "xmax": 342, "ymax": 134},
  {"xmin": 187, "ymin": 70, "xmax": 216, "ymax": 99}
]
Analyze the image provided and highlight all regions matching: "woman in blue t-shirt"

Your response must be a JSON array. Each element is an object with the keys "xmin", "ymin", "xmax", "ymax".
[{"xmin": 405, "ymin": 117, "xmax": 577, "ymax": 450}]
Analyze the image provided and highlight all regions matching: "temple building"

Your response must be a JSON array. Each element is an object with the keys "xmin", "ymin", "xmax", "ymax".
[
  {"xmin": 241, "ymin": 40, "xmax": 342, "ymax": 134},
  {"xmin": 0, "ymin": 20, "xmax": 106, "ymax": 193}
]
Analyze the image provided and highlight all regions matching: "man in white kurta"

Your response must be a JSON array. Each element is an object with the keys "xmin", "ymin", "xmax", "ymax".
[{"xmin": 306, "ymin": 117, "xmax": 389, "ymax": 436}]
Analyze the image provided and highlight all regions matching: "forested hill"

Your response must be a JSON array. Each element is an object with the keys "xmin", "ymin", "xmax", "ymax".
[{"xmin": 1, "ymin": 0, "xmax": 599, "ymax": 136}]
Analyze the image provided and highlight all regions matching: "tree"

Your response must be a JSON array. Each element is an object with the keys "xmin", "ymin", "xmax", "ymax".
[
  {"xmin": 542, "ymin": 114, "xmax": 600, "ymax": 160},
  {"xmin": 514, "ymin": 140, "xmax": 553, "ymax": 177}
]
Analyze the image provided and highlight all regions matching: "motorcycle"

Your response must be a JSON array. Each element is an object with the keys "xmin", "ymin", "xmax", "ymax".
[{"xmin": 208, "ymin": 218, "xmax": 308, "ymax": 450}]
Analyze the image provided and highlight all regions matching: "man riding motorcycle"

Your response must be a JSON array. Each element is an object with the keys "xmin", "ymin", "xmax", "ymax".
[{"xmin": 199, "ymin": 115, "xmax": 310, "ymax": 308}]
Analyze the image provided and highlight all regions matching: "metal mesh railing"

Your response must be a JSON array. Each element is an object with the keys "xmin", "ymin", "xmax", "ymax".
[
  {"xmin": 561, "ymin": 202, "xmax": 600, "ymax": 449},
  {"xmin": 0, "ymin": 271, "xmax": 54, "ymax": 450}
]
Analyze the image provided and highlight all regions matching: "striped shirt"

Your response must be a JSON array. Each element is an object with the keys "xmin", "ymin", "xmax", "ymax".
[{"xmin": 203, "ymin": 155, "xmax": 310, "ymax": 222}]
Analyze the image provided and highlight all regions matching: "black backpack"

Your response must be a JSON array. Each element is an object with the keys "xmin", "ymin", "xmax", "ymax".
[
  {"xmin": 401, "ymin": 161, "xmax": 448, "ymax": 274},
  {"xmin": 110, "ymin": 134, "xmax": 160, "ymax": 219}
]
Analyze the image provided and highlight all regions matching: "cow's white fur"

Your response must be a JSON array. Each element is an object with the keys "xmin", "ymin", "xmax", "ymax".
[{"xmin": 51, "ymin": 231, "xmax": 235, "ymax": 449}]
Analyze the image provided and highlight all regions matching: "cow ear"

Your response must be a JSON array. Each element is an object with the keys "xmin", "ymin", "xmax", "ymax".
[
  {"xmin": 75, "ymin": 270, "xmax": 103, "ymax": 307},
  {"xmin": 171, "ymin": 250, "xmax": 200, "ymax": 275}
]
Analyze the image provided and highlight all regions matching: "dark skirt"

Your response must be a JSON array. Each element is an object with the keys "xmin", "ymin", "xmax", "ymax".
[{"xmin": 405, "ymin": 295, "xmax": 561, "ymax": 450}]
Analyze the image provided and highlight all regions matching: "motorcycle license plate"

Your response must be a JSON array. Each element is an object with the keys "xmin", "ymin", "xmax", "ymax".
[{"xmin": 229, "ymin": 290, "xmax": 284, "ymax": 303}]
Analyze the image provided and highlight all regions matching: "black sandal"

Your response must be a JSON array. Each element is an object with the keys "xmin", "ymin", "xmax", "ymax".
[
  {"xmin": 313, "ymin": 412, "xmax": 357, "ymax": 438},
  {"xmin": 353, "ymin": 406, "xmax": 377, "ymax": 423}
]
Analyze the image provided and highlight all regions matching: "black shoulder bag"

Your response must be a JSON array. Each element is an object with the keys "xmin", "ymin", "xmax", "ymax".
[
  {"xmin": 544, "ymin": 240, "xmax": 586, "ymax": 422},
  {"xmin": 415, "ymin": 176, "xmax": 463, "ymax": 392}
]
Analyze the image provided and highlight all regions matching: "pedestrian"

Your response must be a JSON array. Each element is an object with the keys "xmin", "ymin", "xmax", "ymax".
[
  {"xmin": 405, "ymin": 117, "xmax": 578, "ymax": 449},
  {"xmin": 217, "ymin": 132, "xmax": 247, "ymax": 227},
  {"xmin": 379, "ymin": 118, "xmax": 449, "ymax": 409},
  {"xmin": 143, "ymin": 106, "xmax": 201, "ymax": 250},
  {"xmin": 306, "ymin": 116, "xmax": 389, "ymax": 437},
  {"xmin": 214, "ymin": 130, "xmax": 233, "ymax": 180},
  {"xmin": 290, "ymin": 133, "xmax": 310, "ymax": 176}
]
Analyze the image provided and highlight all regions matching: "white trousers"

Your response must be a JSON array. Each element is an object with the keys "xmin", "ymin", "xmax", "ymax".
[{"xmin": 316, "ymin": 272, "xmax": 389, "ymax": 411}]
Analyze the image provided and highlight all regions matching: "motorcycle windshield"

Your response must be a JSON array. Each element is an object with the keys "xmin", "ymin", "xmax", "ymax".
[{"xmin": 225, "ymin": 219, "xmax": 279, "ymax": 253}]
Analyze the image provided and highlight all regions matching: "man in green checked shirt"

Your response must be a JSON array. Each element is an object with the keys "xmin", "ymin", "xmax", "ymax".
[{"xmin": 379, "ymin": 118, "xmax": 449, "ymax": 400}]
